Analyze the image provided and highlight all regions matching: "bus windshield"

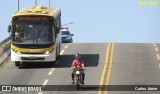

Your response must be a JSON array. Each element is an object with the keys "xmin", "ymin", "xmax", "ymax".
[{"xmin": 12, "ymin": 22, "xmax": 54, "ymax": 45}]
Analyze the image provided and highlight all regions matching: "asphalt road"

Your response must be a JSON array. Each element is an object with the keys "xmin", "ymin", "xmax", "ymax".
[
  {"xmin": 109, "ymin": 43, "xmax": 160, "ymax": 94},
  {"xmin": 0, "ymin": 43, "xmax": 160, "ymax": 94},
  {"xmin": 0, "ymin": 43, "xmax": 108, "ymax": 94}
]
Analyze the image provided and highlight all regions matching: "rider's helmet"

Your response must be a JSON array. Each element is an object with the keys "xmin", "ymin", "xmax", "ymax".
[{"xmin": 75, "ymin": 53, "xmax": 81, "ymax": 59}]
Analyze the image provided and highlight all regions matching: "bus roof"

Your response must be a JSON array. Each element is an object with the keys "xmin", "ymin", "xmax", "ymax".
[{"xmin": 13, "ymin": 6, "xmax": 60, "ymax": 17}]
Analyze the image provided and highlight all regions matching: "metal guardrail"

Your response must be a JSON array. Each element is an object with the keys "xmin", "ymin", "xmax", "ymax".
[
  {"xmin": 0, "ymin": 35, "xmax": 11, "ymax": 47},
  {"xmin": 0, "ymin": 36, "xmax": 11, "ymax": 56},
  {"xmin": 0, "ymin": 36, "xmax": 11, "ymax": 67}
]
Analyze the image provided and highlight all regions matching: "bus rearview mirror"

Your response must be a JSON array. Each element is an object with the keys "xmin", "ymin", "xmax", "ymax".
[{"xmin": 8, "ymin": 25, "xmax": 11, "ymax": 33}]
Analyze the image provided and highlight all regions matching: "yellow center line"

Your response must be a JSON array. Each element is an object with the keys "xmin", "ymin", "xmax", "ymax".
[
  {"xmin": 98, "ymin": 43, "xmax": 111, "ymax": 94},
  {"xmin": 104, "ymin": 43, "xmax": 115, "ymax": 94},
  {"xmin": 98, "ymin": 43, "xmax": 115, "ymax": 94}
]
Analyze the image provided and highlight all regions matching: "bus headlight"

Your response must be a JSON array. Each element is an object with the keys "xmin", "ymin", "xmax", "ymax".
[
  {"xmin": 16, "ymin": 51, "xmax": 21, "ymax": 54},
  {"xmin": 45, "ymin": 51, "xmax": 50, "ymax": 55},
  {"xmin": 12, "ymin": 48, "xmax": 21, "ymax": 54},
  {"xmin": 45, "ymin": 50, "xmax": 53, "ymax": 55}
]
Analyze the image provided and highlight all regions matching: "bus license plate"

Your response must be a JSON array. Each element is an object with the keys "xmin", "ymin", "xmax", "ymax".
[{"xmin": 29, "ymin": 57, "xmax": 37, "ymax": 60}]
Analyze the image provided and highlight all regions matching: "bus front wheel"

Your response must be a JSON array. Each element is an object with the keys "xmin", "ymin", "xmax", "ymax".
[{"xmin": 15, "ymin": 61, "xmax": 20, "ymax": 67}]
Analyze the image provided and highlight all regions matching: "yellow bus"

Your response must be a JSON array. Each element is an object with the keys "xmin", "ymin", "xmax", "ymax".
[{"xmin": 8, "ymin": 6, "xmax": 61, "ymax": 67}]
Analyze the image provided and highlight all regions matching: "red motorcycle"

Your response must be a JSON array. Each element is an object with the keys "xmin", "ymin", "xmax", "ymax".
[{"xmin": 72, "ymin": 68, "xmax": 85, "ymax": 90}]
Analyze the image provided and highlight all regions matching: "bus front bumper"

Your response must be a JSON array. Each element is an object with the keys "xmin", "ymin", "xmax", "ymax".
[{"xmin": 11, "ymin": 50, "xmax": 56, "ymax": 62}]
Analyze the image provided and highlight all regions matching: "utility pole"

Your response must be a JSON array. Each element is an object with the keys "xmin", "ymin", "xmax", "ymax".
[
  {"xmin": 49, "ymin": 0, "xmax": 50, "ymax": 6},
  {"xmin": 62, "ymin": 22, "xmax": 76, "ymax": 27},
  {"xmin": 18, "ymin": 0, "xmax": 19, "ymax": 11},
  {"xmin": 35, "ymin": 0, "xmax": 37, "ymax": 6},
  {"xmin": 61, "ymin": 22, "xmax": 76, "ymax": 29}
]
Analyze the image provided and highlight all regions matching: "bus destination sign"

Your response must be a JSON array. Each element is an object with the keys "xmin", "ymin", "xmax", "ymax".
[{"xmin": 15, "ymin": 16, "xmax": 50, "ymax": 21}]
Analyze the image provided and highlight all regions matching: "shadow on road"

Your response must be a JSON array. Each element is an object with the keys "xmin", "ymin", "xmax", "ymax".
[
  {"xmin": 42, "ymin": 85, "xmax": 106, "ymax": 91},
  {"xmin": 55, "ymin": 54, "xmax": 99, "ymax": 68},
  {"xmin": 19, "ymin": 62, "xmax": 54, "ymax": 69},
  {"xmin": 78, "ymin": 85, "xmax": 99, "ymax": 91},
  {"xmin": 19, "ymin": 54, "xmax": 99, "ymax": 69}
]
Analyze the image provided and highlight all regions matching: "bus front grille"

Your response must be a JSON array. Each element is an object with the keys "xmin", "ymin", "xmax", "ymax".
[{"xmin": 21, "ymin": 57, "xmax": 45, "ymax": 60}]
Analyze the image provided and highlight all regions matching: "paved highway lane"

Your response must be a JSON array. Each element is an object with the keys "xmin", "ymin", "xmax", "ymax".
[
  {"xmin": 40, "ymin": 43, "xmax": 108, "ymax": 94},
  {"xmin": 1, "ymin": 43, "xmax": 160, "ymax": 94},
  {"xmin": 154, "ymin": 44, "xmax": 160, "ymax": 62},
  {"xmin": 108, "ymin": 43, "xmax": 160, "ymax": 94},
  {"xmin": 0, "ymin": 43, "xmax": 108, "ymax": 94}
]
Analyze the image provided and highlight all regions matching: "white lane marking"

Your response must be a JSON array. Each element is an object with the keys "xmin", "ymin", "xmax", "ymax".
[
  {"xmin": 155, "ymin": 47, "xmax": 159, "ymax": 52},
  {"xmin": 43, "ymin": 79, "xmax": 49, "ymax": 85},
  {"xmin": 60, "ymin": 50, "xmax": 64, "ymax": 55},
  {"xmin": 159, "ymin": 64, "xmax": 160, "ymax": 69},
  {"xmin": 64, "ymin": 45, "xmax": 69, "ymax": 49},
  {"xmin": 48, "ymin": 68, "xmax": 55, "ymax": 75},
  {"xmin": 38, "ymin": 92, "xmax": 43, "ymax": 94},
  {"xmin": 157, "ymin": 54, "xmax": 160, "ymax": 61},
  {"xmin": 153, "ymin": 44, "xmax": 157, "ymax": 47}
]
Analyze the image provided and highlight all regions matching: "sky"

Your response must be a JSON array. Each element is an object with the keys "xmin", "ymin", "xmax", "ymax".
[{"xmin": 0, "ymin": 0, "xmax": 160, "ymax": 43}]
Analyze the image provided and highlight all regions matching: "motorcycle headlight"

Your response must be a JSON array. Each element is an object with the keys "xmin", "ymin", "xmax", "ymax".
[{"xmin": 76, "ymin": 71, "xmax": 80, "ymax": 74}]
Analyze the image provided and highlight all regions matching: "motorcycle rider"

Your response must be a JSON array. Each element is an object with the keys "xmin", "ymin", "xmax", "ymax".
[{"xmin": 71, "ymin": 53, "xmax": 85, "ymax": 84}]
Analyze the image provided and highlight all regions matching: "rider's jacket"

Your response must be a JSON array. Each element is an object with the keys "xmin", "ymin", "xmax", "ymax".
[{"xmin": 72, "ymin": 59, "xmax": 84, "ymax": 69}]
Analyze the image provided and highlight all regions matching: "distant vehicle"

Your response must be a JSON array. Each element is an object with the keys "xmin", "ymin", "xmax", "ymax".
[
  {"xmin": 8, "ymin": 6, "xmax": 61, "ymax": 67},
  {"xmin": 61, "ymin": 27, "xmax": 74, "ymax": 43}
]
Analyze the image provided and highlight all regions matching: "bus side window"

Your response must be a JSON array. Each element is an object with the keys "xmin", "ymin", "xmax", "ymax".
[
  {"xmin": 54, "ymin": 15, "xmax": 60, "ymax": 34},
  {"xmin": 57, "ymin": 15, "xmax": 61, "ymax": 33},
  {"xmin": 54, "ymin": 20, "xmax": 58, "ymax": 36},
  {"xmin": 53, "ymin": 25, "xmax": 57, "ymax": 38},
  {"xmin": 52, "ymin": 25, "xmax": 56, "ymax": 42}
]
